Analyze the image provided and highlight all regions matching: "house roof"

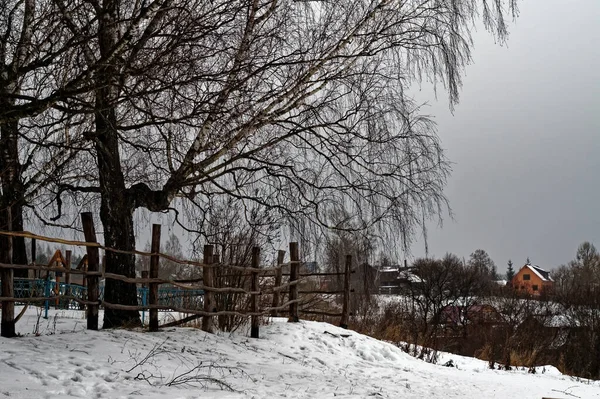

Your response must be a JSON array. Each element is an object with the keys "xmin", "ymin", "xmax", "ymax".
[{"xmin": 524, "ymin": 264, "xmax": 553, "ymax": 282}]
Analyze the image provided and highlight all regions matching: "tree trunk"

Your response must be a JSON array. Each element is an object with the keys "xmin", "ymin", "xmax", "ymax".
[
  {"xmin": 94, "ymin": 0, "xmax": 140, "ymax": 328},
  {"xmin": 0, "ymin": 117, "xmax": 29, "ymax": 277}
]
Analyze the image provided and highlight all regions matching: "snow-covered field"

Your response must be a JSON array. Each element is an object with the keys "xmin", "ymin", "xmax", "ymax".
[{"xmin": 1, "ymin": 307, "xmax": 599, "ymax": 398}]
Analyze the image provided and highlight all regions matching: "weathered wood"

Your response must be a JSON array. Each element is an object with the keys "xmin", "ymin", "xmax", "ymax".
[
  {"xmin": 0, "ymin": 268, "xmax": 15, "ymax": 338},
  {"xmin": 100, "ymin": 298, "xmax": 302, "ymax": 315},
  {"xmin": 288, "ymin": 242, "xmax": 299, "ymax": 322},
  {"xmin": 202, "ymin": 245, "xmax": 214, "ymax": 333},
  {"xmin": 0, "ymin": 262, "xmax": 100, "ymax": 275},
  {"xmin": 339, "ymin": 255, "xmax": 351, "ymax": 329},
  {"xmin": 149, "ymin": 224, "xmax": 161, "ymax": 332},
  {"xmin": 31, "ymin": 238, "xmax": 37, "ymax": 278},
  {"xmin": 250, "ymin": 246, "xmax": 260, "ymax": 338},
  {"xmin": 0, "ymin": 213, "xmax": 15, "ymax": 338},
  {"xmin": 65, "ymin": 250, "xmax": 72, "ymax": 286},
  {"xmin": 271, "ymin": 250, "xmax": 285, "ymax": 317},
  {"xmin": 81, "ymin": 212, "xmax": 99, "ymax": 330},
  {"xmin": 160, "ymin": 314, "xmax": 202, "ymax": 328}
]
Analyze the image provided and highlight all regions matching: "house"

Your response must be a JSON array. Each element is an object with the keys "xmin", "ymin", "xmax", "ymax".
[
  {"xmin": 371, "ymin": 265, "xmax": 423, "ymax": 295},
  {"xmin": 511, "ymin": 263, "xmax": 553, "ymax": 296}
]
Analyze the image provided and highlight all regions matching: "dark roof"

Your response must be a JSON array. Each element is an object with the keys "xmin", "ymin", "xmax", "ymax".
[{"xmin": 526, "ymin": 264, "xmax": 553, "ymax": 282}]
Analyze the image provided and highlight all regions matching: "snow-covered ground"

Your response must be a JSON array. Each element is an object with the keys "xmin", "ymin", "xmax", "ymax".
[{"xmin": 1, "ymin": 307, "xmax": 599, "ymax": 398}]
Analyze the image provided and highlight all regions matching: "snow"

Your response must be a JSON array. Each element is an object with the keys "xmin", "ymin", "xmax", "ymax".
[{"xmin": 1, "ymin": 307, "xmax": 600, "ymax": 398}]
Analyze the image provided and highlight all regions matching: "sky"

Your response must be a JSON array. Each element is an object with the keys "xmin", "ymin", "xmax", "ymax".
[{"xmin": 411, "ymin": 0, "xmax": 600, "ymax": 275}]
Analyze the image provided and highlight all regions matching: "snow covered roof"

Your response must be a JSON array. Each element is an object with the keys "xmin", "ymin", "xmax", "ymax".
[
  {"xmin": 377, "ymin": 266, "xmax": 400, "ymax": 273},
  {"xmin": 525, "ymin": 264, "xmax": 553, "ymax": 282}
]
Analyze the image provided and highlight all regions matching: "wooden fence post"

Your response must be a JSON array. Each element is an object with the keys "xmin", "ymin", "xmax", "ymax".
[
  {"xmin": 31, "ymin": 238, "xmax": 36, "ymax": 278},
  {"xmin": 271, "ymin": 250, "xmax": 285, "ymax": 317},
  {"xmin": 340, "ymin": 255, "xmax": 351, "ymax": 329},
  {"xmin": 149, "ymin": 224, "xmax": 161, "ymax": 332},
  {"xmin": 288, "ymin": 242, "xmax": 299, "ymax": 322},
  {"xmin": 202, "ymin": 245, "xmax": 214, "ymax": 333},
  {"xmin": 0, "ymin": 232, "xmax": 15, "ymax": 338},
  {"xmin": 64, "ymin": 250, "xmax": 72, "ymax": 308},
  {"xmin": 81, "ymin": 212, "xmax": 99, "ymax": 330},
  {"xmin": 251, "ymin": 246, "xmax": 260, "ymax": 338}
]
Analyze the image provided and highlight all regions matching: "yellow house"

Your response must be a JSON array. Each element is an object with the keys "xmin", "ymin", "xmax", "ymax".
[{"xmin": 512, "ymin": 264, "xmax": 553, "ymax": 296}]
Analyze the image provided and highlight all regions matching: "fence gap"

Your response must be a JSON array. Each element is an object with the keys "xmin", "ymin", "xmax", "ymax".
[
  {"xmin": 271, "ymin": 250, "xmax": 285, "ymax": 317},
  {"xmin": 288, "ymin": 242, "xmax": 299, "ymax": 322},
  {"xmin": 81, "ymin": 212, "xmax": 100, "ymax": 330},
  {"xmin": 149, "ymin": 224, "xmax": 161, "ymax": 332},
  {"xmin": 251, "ymin": 246, "xmax": 260, "ymax": 338},
  {"xmin": 340, "ymin": 255, "xmax": 351, "ymax": 329},
  {"xmin": 202, "ymin": 245, "xmax": 214, "ymax": 333},
  {"xmin": 141, "ymin": 270, "xmax": 149, "ymax": 325}
]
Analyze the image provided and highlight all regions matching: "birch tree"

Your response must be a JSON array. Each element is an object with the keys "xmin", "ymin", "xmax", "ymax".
[{"xmin": 48, "ymin": 0, "xmax": 519, "ymax": 327}]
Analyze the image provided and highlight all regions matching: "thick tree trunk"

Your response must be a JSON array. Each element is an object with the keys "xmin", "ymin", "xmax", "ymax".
[
  {"xmin": 98, "ymin": 190, "xmax": 140, "ymax": 328},
  {"xmin": 94, "ymin": 0, "xmax": 141, "ymax": 328},
  {"xmin": 0, "ymin": 117, "xmax": 29, "ymax": 277},
  {"xmin": 95, "ymin": 101, "xmax": 141, "ymax": 328}
]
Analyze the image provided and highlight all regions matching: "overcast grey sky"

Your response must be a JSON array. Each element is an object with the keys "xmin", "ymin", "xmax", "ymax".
[{"xmin": 411, "ymin": 0, "xmax": 600, "ymax": 274}]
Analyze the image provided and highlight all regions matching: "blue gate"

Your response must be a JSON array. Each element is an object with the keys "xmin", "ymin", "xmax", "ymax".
[{"xmin": 3, "ymin": 278, "xmax": 204, "ymax": 318}]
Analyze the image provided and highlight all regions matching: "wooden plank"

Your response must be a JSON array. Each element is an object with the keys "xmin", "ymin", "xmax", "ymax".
[
  {"xmin": 149, "ymin": 224, "xmax": 161, "ymax": 332},
  {"xmin": 65, "ymin": 250, "xmax": 72, "ymax": 286},
  {"xmin": 201, "ymin": 245, "xmax": 214, "ymax": 333},
  {"xmin": 339, "ymin": 255, "xmax": 351, "ymax": 329},
  {"xmin": 288, "ymin": 242, "xmax": 299, "ymax": 322},
  {"xmin": 0, "ymin": 210, "xmax": 15, "ymax": 338},
  {"xmin": 81, "ymin": 212, "xmax": 99, "ymax": 330},
  {"xmin": 250, "ymin": 246, "xmax": 260, "ymax": 338},
  {"xmin": 31, "ymin": 238, "xmax": 37, "ymax": 278}
]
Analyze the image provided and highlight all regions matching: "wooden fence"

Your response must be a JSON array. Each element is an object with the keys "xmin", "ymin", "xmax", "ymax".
[{"xmin": 0, "ymin": 213, "xmax": 352, "ymax": 338}]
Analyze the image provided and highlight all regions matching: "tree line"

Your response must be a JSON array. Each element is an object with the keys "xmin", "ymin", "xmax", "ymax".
[{"xmin": 346, "ymin": 241, "xmax": 600, "ymax": 380}]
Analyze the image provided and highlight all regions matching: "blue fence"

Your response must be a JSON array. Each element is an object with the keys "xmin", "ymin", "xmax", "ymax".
[{"xmin": 3, "ymin": 278, "xmax": 204, "ymax": 316}]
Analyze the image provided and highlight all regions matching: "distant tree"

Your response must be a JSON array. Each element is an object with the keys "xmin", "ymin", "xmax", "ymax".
[
  {"xmin": 135, "ymin": 242, "xmax": 151, "ymax": 276},
  {"xmin": 35, "ymin": 244, "xmax": 51, "ymax": 265},
  {"xmin": 468, "ymin": 249, "xmax": 497, "ymax": 280},
  {"xmin": 552, "ymin": 241, "xmax": 600, "ymax": 378},
  {"xmin": 135, "ymin": 234, "xmax": 185, "ymax": 280},
  {"xmin": 506, "ymin": 260, "xmax": 515, "ymax": 282},
  {"xmin": 162, "ymin": 233, "xmax": 185, "ymax": 280},
  {"xmin": 575, "ymin": 242, "xmax": 600, "ymax": 277}
]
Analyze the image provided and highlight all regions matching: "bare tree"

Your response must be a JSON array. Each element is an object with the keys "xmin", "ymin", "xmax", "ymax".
[
  {"xmin": 39, "ymin": 0, "xmax": 519, "ymax": 328},
  {"xmin": 468, "ymin": 249, "xmax": 498, "ymax": 281},
  {"xmin": 553, "ymin": 241, "xmax": 600, "ymax": 378}
]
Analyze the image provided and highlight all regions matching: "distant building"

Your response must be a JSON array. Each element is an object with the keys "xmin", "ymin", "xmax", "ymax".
[
  {"xmin": 511, "ymin": 263, "xmax": 553, "ymax": 296},
  {"xmin": 373, "ymin": 265, "xmax": 422, "ymax": 295}
]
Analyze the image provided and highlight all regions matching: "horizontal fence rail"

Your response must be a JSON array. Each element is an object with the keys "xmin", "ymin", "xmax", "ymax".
[{"xmin": 0, "ymin": 216, "xmax": 353, "ymax": 338}]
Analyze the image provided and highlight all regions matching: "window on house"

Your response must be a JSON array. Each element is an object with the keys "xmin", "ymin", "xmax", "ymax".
[
  {"xmin": 520, "ymin": 285, "xmax": 525, "ymax": 290},
  {"xmin": 523, "ymin": 274, "xmax": 531, "ymax": 281},
  {"xmin": 532, "ymin": 285, "xmax": 538, "ymax": 291}
]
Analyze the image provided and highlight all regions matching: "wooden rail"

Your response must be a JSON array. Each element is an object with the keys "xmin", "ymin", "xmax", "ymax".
[{"xmin": 0, "ymin": 213, "xmax": 353, "ymax": 338}]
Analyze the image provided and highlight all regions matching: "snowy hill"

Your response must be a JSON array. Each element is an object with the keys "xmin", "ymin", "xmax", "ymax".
[{"xmin": 1, "ymin": 307, "xmax": 599, "ymax": 398}]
